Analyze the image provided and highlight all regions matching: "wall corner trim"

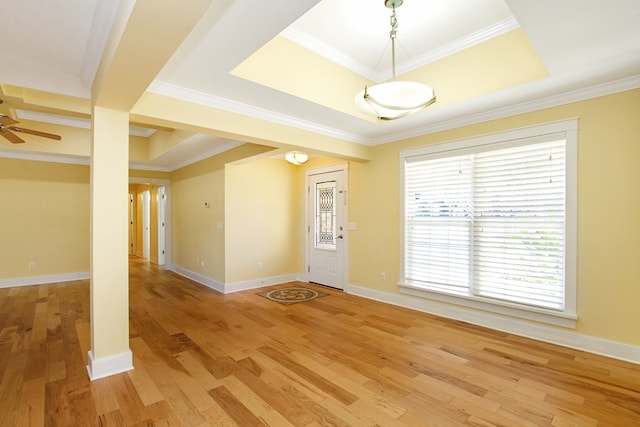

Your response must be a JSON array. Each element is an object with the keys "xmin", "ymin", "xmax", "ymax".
[
  {"xmin": 87, "ymin": 350, "xmax": 133, "ymax": 381},
  {"xmin": 345, "ymin": 284, "xmax": 640, "ymax": 365}
]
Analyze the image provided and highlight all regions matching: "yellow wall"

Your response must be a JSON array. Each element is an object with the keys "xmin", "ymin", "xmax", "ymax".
[
  {"xmin": 0, "ymin": 158, "xmax": 90, "ymax": 278},
  {"xmin": 169, "ymin": 144, "xmax": 272, "ymax": 282},
  {"xmin": 225, "ymin": 158, "xmax": 302, "ymax": 283},
  {"xmin": 170, "ymin": 156, "xmax": 226, "ymax": 281},
  {"xmin": 348, "ymin": 88, "xmax": 640, "ymax": 345}
]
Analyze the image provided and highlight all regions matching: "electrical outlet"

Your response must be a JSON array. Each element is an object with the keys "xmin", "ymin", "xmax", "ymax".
[
  {"xmin": 257, "ymin": 262, "xmax": 264, "ymax": 271},
  {"xmin": 28, "ymin": 261, "xmax": 35, "ymax": 270},
  {"xmin": 380, "ymin": 272, "xmax": 386, "ymax": 281}
]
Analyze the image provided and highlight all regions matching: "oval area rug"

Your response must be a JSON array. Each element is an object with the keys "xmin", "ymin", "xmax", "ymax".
[{"xmin": 257, "ymin": 286, "xmax": 329, "ymax": 305}]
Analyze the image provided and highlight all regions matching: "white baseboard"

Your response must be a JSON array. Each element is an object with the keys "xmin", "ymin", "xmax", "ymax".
[
  {"xmin": 0, "ymin": 271, "xmax": 89, "ymax": 288},
  {"xmin": 224, "ymin": 273, "xmax": 302, "ymax": 294},
  {"xmin": 87, "ymin": 349, "xmax": 133, "ymax": 381},
  {"xmin": 346, "ymin": 284, "xmax": 640, "ymax": 365},
  {"xmin": 166, "ymin": 264, "xmax": 304, "ymax": 294},
  {"xmin": 168, "ymin": 265, "xmax": 225, "ymax": 293}
]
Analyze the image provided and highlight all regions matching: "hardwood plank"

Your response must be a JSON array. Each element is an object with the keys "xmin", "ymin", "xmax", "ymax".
[
  {"xmin": 259, "ymin": 345, "xmax": 358, "ymax": 405},
  {"xmin": 145, "ymin": 400, "xmax": 193, "ymax": 426},
  {"xmin": 89, "ymin": 376, "xmax": 120, "ymax": 416},
  {"xmin": 67, "ymin": 382, "xmax": 98, "ymax": 426},
  {"xmin": 96, "ymin": 409, "xmax": 128, "ymax": 426},
  {"xmin": 130, "ymin": 336, "xmax": 207, "ymax": 425},
  {"xmin": 46, "ymin": 293, "xmax": 62, "ymax": 339},
  {"xmin": 0, "ymin": 353, "xmax": 28, "ymax": 426},
  {"xmin": 30, "ymin": 301, "xmax": 48, "ymax": 343},
  {"xmin": 220, "ymin": 374, "xmax": 273, "ymax": 418},
  {"xmin": 208, "ymin": 385, "xmax": 265, "ymax": 427},
  {"xmin": 128, "ymin": 350, "xmax": 165, "ymax": 406},
  {"xmin": 169, "ymin": 366, "xmax": 218, "ymax": 412},
  {"xmin": 235, "ymin": 355, "xmax": 321, "ymax": 425},
  {"xmin": 175, "ymin": 350, "xmax": 222, "ymax": 391},
  {"xmin": 108, "ymin": 373, "xmax": 151, "ymax": 425},
  {"xmin": 16, "ymin": 376, "xmax": 45, "ymax": 427},
  {"xmin": 200, "ymin": 402, "xmax": 240, "ymax": 427}
]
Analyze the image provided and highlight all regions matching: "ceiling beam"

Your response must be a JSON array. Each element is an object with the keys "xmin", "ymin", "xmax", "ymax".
[
  {"xmin": 131, "ymin": 92, "xmax": 371, "ymax": 161},
  {"xmin": 92, "ymin": 0, "xmax": 212, "ymax": 111}
]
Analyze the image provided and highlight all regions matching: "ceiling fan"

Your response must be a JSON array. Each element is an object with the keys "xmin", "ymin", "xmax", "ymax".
[{"xmin": 0, "ymin": 113, "xmax": 62, "ymax": 144}]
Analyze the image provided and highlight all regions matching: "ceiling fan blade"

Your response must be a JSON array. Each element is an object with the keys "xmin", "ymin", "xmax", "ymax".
[
  {"xmin": 0, "ymin": 129, "xmax": 25, "ymax": 144},
  {"xmin": 0, "ymin": 114, "xmax": 18, "ymax": 126},
  {"xmin": 8, "ymin": 126, "xmax": 62, "ymax": 140}
]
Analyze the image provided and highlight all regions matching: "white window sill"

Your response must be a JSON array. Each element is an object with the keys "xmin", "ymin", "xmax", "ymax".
[{"xmin": 398, "ymin": 283, "xmax": 577, "ymax": 329}]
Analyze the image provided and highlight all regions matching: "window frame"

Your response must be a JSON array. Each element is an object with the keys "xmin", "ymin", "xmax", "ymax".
[{"xmin": 399, "ymin": 119, "xmax": 578, "ymax": 328}]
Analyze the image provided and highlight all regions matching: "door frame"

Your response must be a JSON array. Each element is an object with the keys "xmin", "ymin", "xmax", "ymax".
[
  {"xmin": 157, "ymin": 185, "xmax": 166, "ymax": 265},
  {"xmin": 305, "ymin": 162, "xmax": 349, "ymax": 289},
  {"xmin": 128, "ymin": 192, "xmax": 136, "ymax": 255},
  {"xmin": 129, "ymin": 177, "xmax": 171, "ymax": 267},
  {"xmin": 141, "ymin": 190, "xmax": 150, "ymax": 259}
]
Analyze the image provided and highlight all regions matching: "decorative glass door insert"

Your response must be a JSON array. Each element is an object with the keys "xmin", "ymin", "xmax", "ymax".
[{"xmin": 315, "ymin": 180, "xmax": 337, "ymax": 250}]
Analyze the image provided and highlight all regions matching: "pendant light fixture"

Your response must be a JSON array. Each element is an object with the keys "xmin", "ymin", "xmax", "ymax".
[
  {"xmin": 355, "ymin": 0, "xmax": 436, "ymax": 120},
  {"xmin": 285, "ymin": 151, "xmax": 309, "ymax": 165}
]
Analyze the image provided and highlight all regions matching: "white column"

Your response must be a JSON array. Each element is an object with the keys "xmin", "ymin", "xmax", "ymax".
[{"xmin": 87, "ymin": 106, "xmax": 133, "ymax": 380}]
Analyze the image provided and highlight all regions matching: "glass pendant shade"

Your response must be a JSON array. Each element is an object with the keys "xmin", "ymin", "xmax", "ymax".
[
  {"xmin": 355, "ymin": 81, "xmax": 436, "ymax": 120},
  {"xmin": 285, "ymin": 151, "xmax": 309, "ymax": 165}
]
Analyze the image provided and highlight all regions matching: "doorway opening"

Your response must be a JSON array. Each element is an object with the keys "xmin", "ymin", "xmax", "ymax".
[{"xmin": 128, "ymin": 179, "xmax": 170, "ymax": 266}]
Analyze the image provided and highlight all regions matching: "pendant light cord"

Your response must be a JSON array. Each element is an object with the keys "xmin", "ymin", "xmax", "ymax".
[{"xmin": 390, "ymin": 8, "xmax": 398, "ymax": 81}]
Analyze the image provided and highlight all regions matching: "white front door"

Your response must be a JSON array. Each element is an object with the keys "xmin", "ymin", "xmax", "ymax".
[{"xmin": 307, "ymin": 165, "xmax": 348, "ymax": 289}]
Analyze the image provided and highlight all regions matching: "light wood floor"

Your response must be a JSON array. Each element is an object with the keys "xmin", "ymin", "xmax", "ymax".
[{"xmin": 1, "ymin": 258, "xmax": 639, "ymax": 426}]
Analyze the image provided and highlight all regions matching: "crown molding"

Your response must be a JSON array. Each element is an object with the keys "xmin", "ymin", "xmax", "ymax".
[
  {"xmin": 396, "ymin": 17, "xmax": 519, "ymax": 77},
  {"xmin": 282, "ymin": 17, "xmax": 520, "ymax": 82},
  {"xmin": 281, "ymin": 26, "xmax": 373, "ymax": 79}
]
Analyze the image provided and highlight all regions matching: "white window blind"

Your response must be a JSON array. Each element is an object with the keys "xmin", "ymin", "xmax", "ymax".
[{"xmin": 404, "ymin": 136, "xmax": 570, "ymax": 313}]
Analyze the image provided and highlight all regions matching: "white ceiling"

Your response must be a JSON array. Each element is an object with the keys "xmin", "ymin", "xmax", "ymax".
[{"xmin": 1, "ymin": 0, "xmax": 639, "ymax": 169}]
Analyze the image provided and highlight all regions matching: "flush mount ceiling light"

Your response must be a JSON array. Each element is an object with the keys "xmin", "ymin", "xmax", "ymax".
[
  {"xmin": 355, "ymin": 0, "xmax": 436, "ymax": 120},
  {"xmin": 285, "ymin": 151, "xmax": 309, "ymax": 165}
]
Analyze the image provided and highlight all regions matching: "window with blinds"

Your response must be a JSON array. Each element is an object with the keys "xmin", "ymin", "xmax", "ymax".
[{"xmin": 401, "ymin": 120, "xmax": 577, "ymax": 323}]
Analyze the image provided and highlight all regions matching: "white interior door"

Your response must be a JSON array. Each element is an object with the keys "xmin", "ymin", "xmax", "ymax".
[{"xmin": 307, "ymin": 165, "xmax": 347, "ymax": 289}]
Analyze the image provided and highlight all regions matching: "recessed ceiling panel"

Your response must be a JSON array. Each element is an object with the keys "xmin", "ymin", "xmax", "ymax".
[
  {"xmin": 283, "ymin": 0, "xmax": 516, "ymax": 79},
  {"xmin": 232, "ymin": 0, "xmax": 547, "ymax": 121}
]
